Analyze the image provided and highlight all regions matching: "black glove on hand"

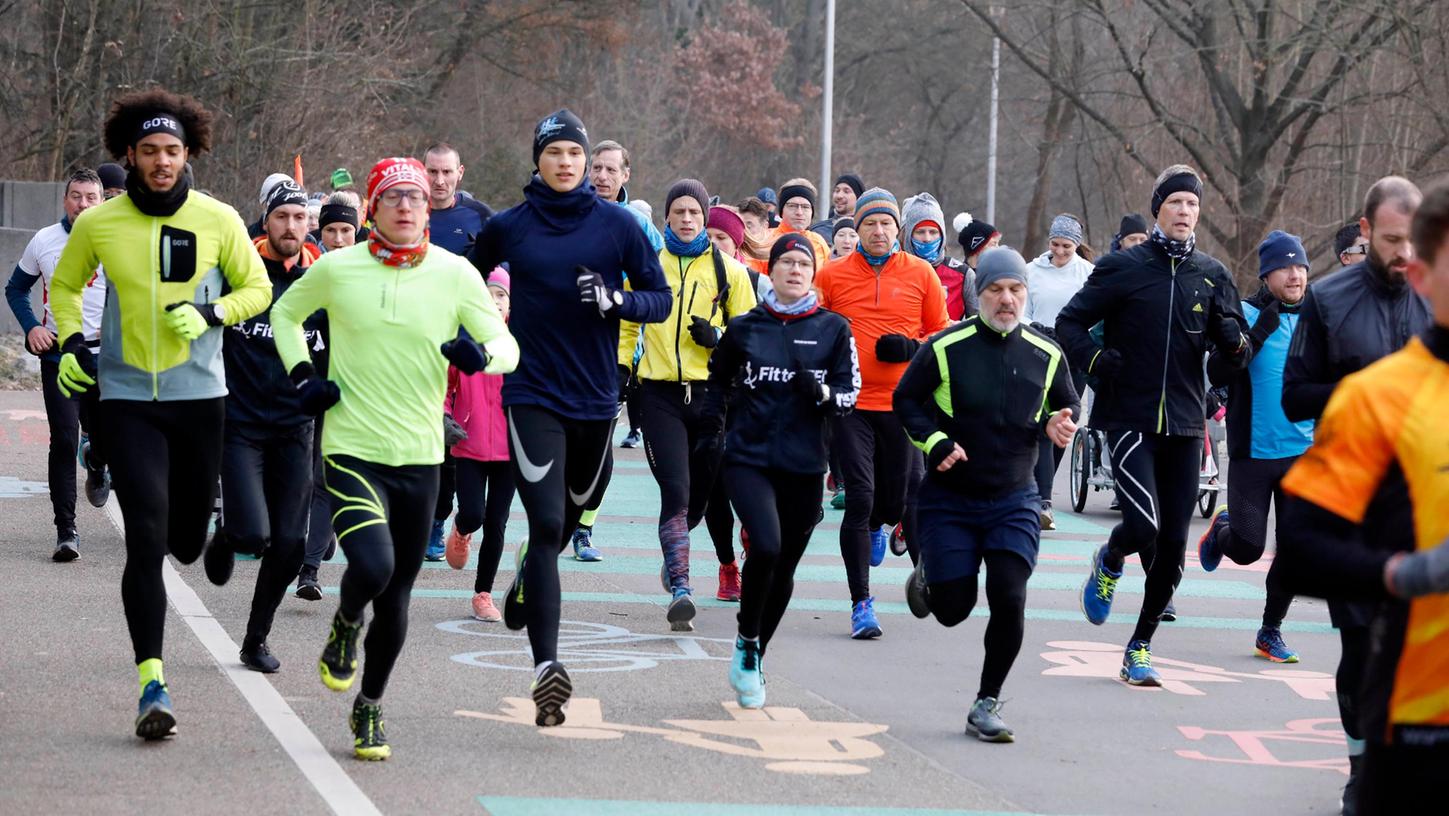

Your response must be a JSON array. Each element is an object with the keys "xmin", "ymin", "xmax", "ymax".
[
  {"xmin": 691, "ymin": 429, "xmax": 723, "ymax": 463},
  {"xmin": 926, "ymin": 437, "xmax": 959, "ymax": 471},
  {"xmin": 875, "ymin": 334, "xmax": 920, "ymax": 363},
  {"xmin": 1212, "ymin": 315, "xmax": 1246, "ymax": 355},
  {"xmin": 443, "ymin": 415, "xmax": 469, "ymax": 447},
  {"xmin": 576, "ymin": 265, "xmax": 623, "ymax": 316},
  {"xmin": 1247, "ymin": 300, "xmax": 1281, "ymax": 348},
  {"xmin": 1092, "ymin": 348, "xmax": 1125, "ymax": 380},
  {"xmin": 688, "ymin": 316, "xmax": 719, "ymax": 349},
  {"xmin": 289, "ymin": 361, "xmax": 340, "ymax": 416},
  {"xmin": 617, "ymin": 364, "xmax": 633, "ymax": 399},
  {"xmin": 441, "ymin": 335, "xmax": 490, "ymax": 374},
  {"xmin": 793, "ymin": 368, "xmax": 828, "ymax": 405}
]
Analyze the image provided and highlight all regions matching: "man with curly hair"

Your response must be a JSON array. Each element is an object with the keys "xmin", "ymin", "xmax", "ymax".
[{"xmin": 49, "ymin": 87, "xmax": 272, "ymax": 741}]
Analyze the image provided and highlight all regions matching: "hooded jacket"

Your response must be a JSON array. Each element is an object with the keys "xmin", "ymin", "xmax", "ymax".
[
  {"xmin": 1055, "ymin": 238, "xmax": 1249, "ymax": 437},
  {"xmin": 471, "ymin": 176, "xmax": 672, "ymax": 420},
  {"xmin": 619, "ymin": 245, "xmax": 758, "ymax": 383}
]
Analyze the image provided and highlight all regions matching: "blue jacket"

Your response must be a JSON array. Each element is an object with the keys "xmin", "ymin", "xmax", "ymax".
[
  {"xmin": 470, "ymin": 176, "xmax": 671, "ymax": 420},
  {"xmin": 429, "ymin": 193, "xmax": 494, "ymax": 257},
  {"xmin": 1207, "ymin": 288, "xmax": 1313, "ymax": 460}
]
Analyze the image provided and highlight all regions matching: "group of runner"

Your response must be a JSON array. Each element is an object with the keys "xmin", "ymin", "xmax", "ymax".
[{"xmin": 11, "ymin": 87, "xmax": 1446, "ymax": 812}]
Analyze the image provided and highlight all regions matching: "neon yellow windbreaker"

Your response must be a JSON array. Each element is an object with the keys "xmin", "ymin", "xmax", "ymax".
[
  {"xmin": 619, "ymin": 247, "xmax": 758, "ymax": 383},
  {"xmin": 50, "ymin": 192, "xmax": 271, "ymax": 401}
]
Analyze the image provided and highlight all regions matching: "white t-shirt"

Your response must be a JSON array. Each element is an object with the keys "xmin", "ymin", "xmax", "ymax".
[
  {"xmin": 16, "ymin": 221, "xmax": 107, "ymax": 341},
  {"xmin": 1025, "ymin": 252, "xmax": 1093, "ymax": 327}
]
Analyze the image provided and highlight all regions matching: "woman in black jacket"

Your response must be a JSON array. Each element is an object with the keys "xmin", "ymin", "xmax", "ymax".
[{"xmin": 703, "ymin": 234, "xmax": 860, "ymax": 710}]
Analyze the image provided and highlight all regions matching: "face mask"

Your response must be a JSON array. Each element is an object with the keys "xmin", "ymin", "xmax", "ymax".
[{"xmin": 911, "ymin": 236, "xmax": 944, "ymax": 264}]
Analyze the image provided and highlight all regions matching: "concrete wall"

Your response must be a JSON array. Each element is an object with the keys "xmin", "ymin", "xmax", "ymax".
[
  {"xmin": 0, "ymin": 181, "xmax": 64, "ymax": 231},
  {"xmin": 1, "ymin": 227, "xmax": 38, "ymax": 333}
]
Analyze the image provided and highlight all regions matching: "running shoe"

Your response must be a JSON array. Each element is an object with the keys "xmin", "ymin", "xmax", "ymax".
[
  {"xmin": 1342, "ymin": 755, "xmax": 1361, "ymax": 816},
  {"xmin": 905, "ymin": 558, "xmax": 930, "ymax": 619},
  {"xmin": 203, "ymin": 526, "xmax": 235, "ymax": 586},
  {"xmin": 350, "ymin": 697, "xmax": 390, "ymax": 760},
  {"xmin": 240, "ymin": 638, "xmax": 280, "ymax": 673},
  {"xmin": 889, "ymin": 522, "xmax": 908, "ymax": 557},
  {"xmin": 730, "ymin": 636, "xmax": 766, "ymax": 709},
  {"xmin": 831, "ymin": 488, "xmax": 846, "ymax": 510},
  {"xmin": 471, "ymin": 591, "xmax": 502, "ymax": 622},
  {"xmin": 135, "ymin": 680, "xmax": 176, "ymax": 740},
  {"xmin": 502, "ymin": 538, "xmax": 529, "ymax": 631},
  {"xmin": 620, "ymin": 429, "xmax": 643, "ymax": 449},
  {"xmin": 966, "ymin": 697, "xmax": 1014, "ymax": 743},
  {"xmin": 851, "ymin": 597, "xmax": 883, "ymax": 639},
  {"xmin": 1120, "ymin": 639, "xmax": 1162, "ymax": 686},
  {"xmin": 1197, "ymin": 505, "xmax": 1229, "ymax": 572},
  {"xmin": 1254, "ymin": 626, "xmax": 1300, "ymax": 663},
  {"xmin": 667, "ymin": 588, "xmax": 697, "ymax": 629},
  {"xmin": 1039, "ymin": 505, "xmax": 1057, "ymax": 532},
  {"xmin": 81, "ymin": 446, "xmax": 110, "ymax": 508},
  {"xmin": 53, "ymin": 531, "xmax": 79, "ymax": 563},
  {"xmin": 1159, "ymin": 599, "xmax": 1177, "ymax": 622},
  {"xmin": 571, "ymin": 526, "xmax": 603, "ymax": 562},
  {"xmin": 295, "ymin": 565, "xmax": 322, "ymax": 601},
  {"xmin": 869, "ymin": 525, "xmax": 889, "ymax": 567},
  {"xmin": 717, "ymin": 562, "xmax": 741, "ymax": 602},
  {"xmin": 319, "ymin": 610, "xmax": 362, "ymax": 692},
  {"xmin": 324, "ymin": 534, "xmax": 338, "ymax": 562},
  {"xmin": 1079, "ymin": 544, "xmax": 1121, "ymax": 626},
  {"xmin": 531, "ymin": 660, "xmax": 573, "ymax": 727},
  {"xmin": 445, "ymin": 527, "xmax": 473, "ymax": 570},
  {"xmin": 424, "ymin": 519, "xmax": 446, "ymax": 561}
]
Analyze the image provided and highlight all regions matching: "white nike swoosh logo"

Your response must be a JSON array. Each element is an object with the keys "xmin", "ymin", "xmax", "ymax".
[
  {"xmin": 508, "ymin": 408, "xmax": 554, "ymax": 484},
  {"xmin": 568, "ymin": 418, "xmax": 617, "ymax": 506}
]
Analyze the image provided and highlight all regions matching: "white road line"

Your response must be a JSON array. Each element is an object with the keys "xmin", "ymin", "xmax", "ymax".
[{"xmin": 102, "ymin": 501, "xmax": 381, "ymax": 816}]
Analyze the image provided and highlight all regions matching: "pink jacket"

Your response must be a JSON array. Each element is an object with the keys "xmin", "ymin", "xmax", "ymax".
[{"xmin": 446, "ymin": 366, "xmax": 509, "ymax": 462}]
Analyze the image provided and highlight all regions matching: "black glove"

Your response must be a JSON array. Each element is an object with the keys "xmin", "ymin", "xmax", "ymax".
[
  {"xmin": 691, "ymin": 428, "xmax": 723, "ymax": 463},
  {"xmin": 289, "ymin": 361, "xmax": 340, "ymax": 416},
  {"xmin": 441, "ymin": 335, "xmax": 490, "ymax": 374},
  {"xmin": 793, "ymin": 367, "xmax": 828, "ymax": 405},
  {"xmin": 1211, "ymin": 315, "xmax": 1246, "ymax": 356},
  {"xmin": 926, "ymin": 437, "xmax": 960, "ymax": 471},
  {"xmin": 443, "ymin": 414, "xmax": 469, "ymax": 447},
  {"xmin": 1091, "ymin": 348, "xmax": 1125, "ymax": 380},
  {"xmin": 1247, "ymin": 300, "xmax": 1281, "ymax": 348},
  {"xmin": 875, "ymin": 334, "xmax": 920, "ymax": 363},
  {"xmin": 576, "ymin": 265, "xmax": 623, "ymax": 316},
  {"xmin": 617, "ymin": 364, "xmax": 633, "ymax": 399},
  {"xmin": 688, "ymin": 316, "xmax": 719, "ymax": 349}
]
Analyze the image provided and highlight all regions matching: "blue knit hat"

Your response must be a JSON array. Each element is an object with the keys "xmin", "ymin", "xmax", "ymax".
[
  {"xmin": 1257, "ymin": 230, "xmax": 1309, "ymax": 278},
  {"xmin": 854, "ymin": 187, "xmax": 900, "ymax": 228}
]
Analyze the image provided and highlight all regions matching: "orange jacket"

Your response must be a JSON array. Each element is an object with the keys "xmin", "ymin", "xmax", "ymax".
[{"xmin": 816, "ymin": 250, "xmax": 949, "ymax": 411}]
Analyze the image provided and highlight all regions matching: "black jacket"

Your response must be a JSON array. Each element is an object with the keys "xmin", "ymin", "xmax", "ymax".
[
  {"xmin": 1056, "ymin": 239, "xmax": 1249, "ymax": 437},
  {"xmin": 894, "ymin": 317, "xmax": 1079, "ymax": 498},
  {"xmin": 1281, "ymin": 259, "xmax": 1432, "ymax": 422},
  {"xmin": 223, "ymin": 255, "xmax": 327, "ymax": 428},
  {"xmin": 704, "ymin": 304, "xmax": 859, "ymax": 474}
]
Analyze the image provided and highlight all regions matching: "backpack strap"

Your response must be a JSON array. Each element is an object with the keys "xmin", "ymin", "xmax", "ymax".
[{"xmin": 711, "ymin": 246, "xmax": 731, "ymax": 323}]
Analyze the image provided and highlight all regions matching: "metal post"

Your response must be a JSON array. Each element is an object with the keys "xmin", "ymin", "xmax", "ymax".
[
  {"xmin": 820, "ymin": 0, "xmax": 836, "ymax": 207},
  {"xmin": 986, "ymin": 32, "xmax": 1000, "ymax": 224}
]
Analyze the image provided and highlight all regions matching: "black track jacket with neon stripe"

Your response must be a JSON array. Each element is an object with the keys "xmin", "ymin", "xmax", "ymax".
[{"xmin": 893, "ymin": 317, "xmax": 1079, "ymax": 498}]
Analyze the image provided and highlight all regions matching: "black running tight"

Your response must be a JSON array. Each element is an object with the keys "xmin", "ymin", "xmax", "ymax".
[
  {"xmin": 507, "ymin": 405, "xmax": 614, "ymax": 665},
  {"xmin": 323, "ymin": 454, "xmax": 439, "ymax": 700},
  {"xmin": 107, "ymin": 398, "xmax": 225, "ymax": 665},
  {"xmin": 925, "ymin": 551, "xmax": 1032, "ymax": 700},
  {"xmin": 832, "ymin": 409, "xmax": 913, "ymax": 602},
  {"xmin": 724, "ymin": 465, "xmax": 823, "ymax": 648},
  {"xmin": 454, "ymin": 458, "xmax": 516, "ymax": 594}
]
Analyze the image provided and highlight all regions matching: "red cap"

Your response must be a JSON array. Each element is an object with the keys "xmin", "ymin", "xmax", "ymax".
[{"xmin": 366, "ymin": 157, "xmax": 428, "ymax": 208}]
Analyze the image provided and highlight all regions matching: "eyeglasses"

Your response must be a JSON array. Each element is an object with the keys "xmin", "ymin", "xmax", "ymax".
[
  {"xmin": 377, "ymin": 189, "xmax": 427, "ymax": 209},
  {"xmin": 773, "ymin": 259, "xmax": 813, "ymax": 271}
]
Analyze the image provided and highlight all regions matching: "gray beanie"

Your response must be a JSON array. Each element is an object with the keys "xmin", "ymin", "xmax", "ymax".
[
  {"xmin": 901, "ymin": 192, "xmax": 948, "ymax": 264},
  {"xmin": 1049, "ymin": 214, "xmax": 1084, "ymax": 245},
  {"xmin": 975, "ymin": 246, "xmax": 1029, "ymax": 294}
]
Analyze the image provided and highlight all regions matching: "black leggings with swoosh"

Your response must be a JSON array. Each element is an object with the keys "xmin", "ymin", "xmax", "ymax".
[{"xmin": 507, "ymin": 405, "xmax": 614, "ymax": 665}]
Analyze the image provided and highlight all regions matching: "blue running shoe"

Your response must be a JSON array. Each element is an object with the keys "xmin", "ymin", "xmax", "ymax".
[
  {"xmin": 425, "ymin": 519, "xmax": 446, "ymax": 561},
  {"xmin": 850, "ymin": 597, "xmax": 883, "ymax": 639},
  {"xmin": 668, "ymin": 588, "xmax": 696, "ymax": 631},
  {"xmin": 730, "ymin": 636, "xmax": 766, "ymax": 709},
  {"xmin": 135, "ymin": 680, "xmax": 176, "ymax": 740},
  {"xmin": 869, "ymin": 525, "xmax": 889, "ymax": 567},
  {"xmin": 1255, "ymin": 626, "xmax": 1300, "ymax": 663},
  {"xmin": 1079, "ymin": 545, "xmax": 1121, "ymax": 625},
  {"xmin": 1197, "ymin": 505, "xmax": 1229, "ymax": 572},
  {"xmin": 1120, "ymin": 639, "xmax": 1162, "ymax": 686},
  {"xmin": 571, "ymin": 527, "xmax": 603, "ymax": 562}
]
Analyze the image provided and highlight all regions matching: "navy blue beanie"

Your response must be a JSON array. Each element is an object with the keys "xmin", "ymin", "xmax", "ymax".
[{"xmin": 1257, "ymin": 230, "xmax": 1309, "ymax": 278}]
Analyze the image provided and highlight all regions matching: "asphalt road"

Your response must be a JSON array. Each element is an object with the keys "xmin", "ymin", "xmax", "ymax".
[{"xmin": 0, "ymin": 389, "xmax": 1349, "ymax": 815}]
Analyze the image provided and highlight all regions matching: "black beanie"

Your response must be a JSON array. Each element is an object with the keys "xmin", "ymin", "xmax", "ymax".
[
  {"xmin": 532, "ymin": 109, "xmax": 590, "ymax": 167},
  {"xmin": 957, "ymin": 218, "xmax": 1000, "ymax": 254},
  {"xmin": 664, "ymin": 178, "xmax": 711, "ymax": 217},
  {"xmin": 1117, "ymin": 213, "xmax": 1149, "ymax": 238},
  {"xmin": 1151, "ymin": 170, "xmax": 1203, "ymax": 217},
  {"xmin": 264, "ymin": 179, "xmax": 308, "ymax": 218},
  {"xmin": 319, "ymin": 203, "xmax": 359, "ymax": 230},
  {"xmin": 97, "ymin": 162, "xmax": 127, "ymax": 190},
  {"xmin": 834, "ymin": 173, "xmax": 864, "ymax": 197},
  {"xmin": 778, "ymin": 183, "xmax": 816, "ymax": 214},
  {"xmin": 768, "ymin": 233, "xmax": 815, "ymax": 269}
]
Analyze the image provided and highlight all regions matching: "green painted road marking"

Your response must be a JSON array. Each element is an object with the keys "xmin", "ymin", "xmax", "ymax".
[{"xmin": 478, "ymin": 796, "xmax": 1082, "ymax": 816}]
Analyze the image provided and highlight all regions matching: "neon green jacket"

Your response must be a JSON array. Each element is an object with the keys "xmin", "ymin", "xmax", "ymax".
[
  {"xmin": 50, "ymin": 192, "xmax": 271, "ymax": 401},
  {"xmin": 271, "ymin": 242, "xmax": 519, "ymax": 466}
]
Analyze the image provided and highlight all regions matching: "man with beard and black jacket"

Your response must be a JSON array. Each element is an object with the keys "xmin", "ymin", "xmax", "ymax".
[
  {"xmin": 1056, "ymin": 165, "xmax": 1251, "ymax": 686},
  {"xmin": 1279, "ymin": 175, "xmax": 1428, "ymax": 815}
]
